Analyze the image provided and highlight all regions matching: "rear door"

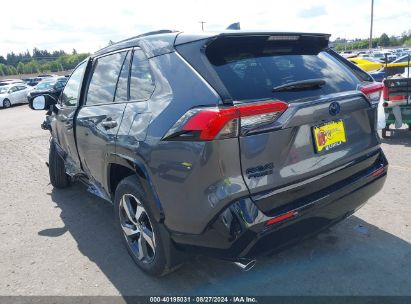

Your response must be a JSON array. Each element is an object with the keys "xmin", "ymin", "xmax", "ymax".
[
  {"xmin": 16, "ymin": 85, "xmax": 28, "ymax": 103},
  {"xmin": 7, "ymin": 86, "xmax": 19, "ymax": 104},
  {"xmin": 75, "ymin": 50, "xmax": 130, "ymax": 192}
]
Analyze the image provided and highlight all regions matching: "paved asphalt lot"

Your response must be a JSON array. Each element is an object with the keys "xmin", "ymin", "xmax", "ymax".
[{"xmin": 0, "ymin": 104, "xmax": 410, "ymax": 296}]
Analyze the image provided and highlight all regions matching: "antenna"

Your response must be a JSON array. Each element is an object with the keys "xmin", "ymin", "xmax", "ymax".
[{"xmin": 199, "ymin": 21, "xmax": 206, "ymax": 31}]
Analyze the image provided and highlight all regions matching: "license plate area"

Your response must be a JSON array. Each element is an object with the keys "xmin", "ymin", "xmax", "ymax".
[{"xmin": 313, "ymin": 120, "xmax": 347, "ymax": 153}]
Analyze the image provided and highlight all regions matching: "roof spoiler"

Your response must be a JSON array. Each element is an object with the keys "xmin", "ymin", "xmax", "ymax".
[{"xmin": 175, "ymin": 32, "xmax": 331, "ymax": 46}]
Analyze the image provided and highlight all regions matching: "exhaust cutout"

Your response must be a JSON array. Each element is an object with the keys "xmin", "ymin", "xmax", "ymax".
[{"xmin": 233, "ymin": 259, "xmax": 257, "ymax": 271}]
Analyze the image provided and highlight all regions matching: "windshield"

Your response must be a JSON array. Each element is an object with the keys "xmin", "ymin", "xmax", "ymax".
[
  {"xmin": 35, "ymin": 82, "xmax": 54, "ymax": 90},
  {"xmin": 0, "ymin": 87, "xmax": 9, "ymax": 94}
]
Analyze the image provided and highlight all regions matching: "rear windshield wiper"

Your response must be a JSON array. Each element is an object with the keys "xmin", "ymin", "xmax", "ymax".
[{"xmin": 272, "ymin": 79, "xmax": 326, "ymax": 92}]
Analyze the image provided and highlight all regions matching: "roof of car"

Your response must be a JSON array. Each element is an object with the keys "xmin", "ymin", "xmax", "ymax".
[
  {"xmin": 93, "ymin": 30, "xmax": 331, "ymax": 58},
  {"xmin": 0, "ymin": 80, "xmax": 23, "ymax": 83},
  {"xmin": 38, "ymin": 77, "xmax": 66, "ymax": 83},
  {"xmin": 0, "ymin": 84, "xmax": 14, "ymax": 89},
  {"xmin": 1, "ymin": 82, "xmax": 25, "ymax": 86}
]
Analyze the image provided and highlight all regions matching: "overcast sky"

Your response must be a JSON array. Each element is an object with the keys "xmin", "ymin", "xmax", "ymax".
[{"xmin": 1, "ymin": 0, "xmax": 410, "ymax": 56}]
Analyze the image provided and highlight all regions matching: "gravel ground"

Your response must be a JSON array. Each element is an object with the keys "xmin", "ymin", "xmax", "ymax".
[{"xmin": 0, "ymin": 105, "xmax": 410, "ymax": 296}]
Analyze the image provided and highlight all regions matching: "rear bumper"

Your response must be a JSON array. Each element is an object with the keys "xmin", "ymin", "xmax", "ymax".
[{"xmin": 171, "ymin": 149, "xmax": 388, "ymax": 260}]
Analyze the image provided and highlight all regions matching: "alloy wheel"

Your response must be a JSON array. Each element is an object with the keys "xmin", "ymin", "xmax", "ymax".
[{"xmin": 119, "ymin": 193, "xmax": 156, "ymax": 263}]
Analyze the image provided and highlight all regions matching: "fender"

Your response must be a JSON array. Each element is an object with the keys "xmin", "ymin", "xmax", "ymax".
[{"xmin": 106, "ymin": 153, "xmax": 165, "ymax": 223}]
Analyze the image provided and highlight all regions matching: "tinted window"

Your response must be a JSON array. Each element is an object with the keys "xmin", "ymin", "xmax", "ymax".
[
  {"xmin": 36, "ymin": 82, "xmax": 54, "ymax": 90},
  {"xmin": 130, "ymin": 49, "xmax": 155, "ymax": 101},
  {"xmin": 86, "ymin": 52, "xmax": 127, "ymax": 105},
  {"xmin": 114, "ymin": 51, "xmax": 130, "ymax": 102},
  {"xmin": 205, "ymin": 36, "xmax": 361, "ymax": 102},
  {"xmin": 61, "ymin": 61, "xmax": 87, "ymax": 107},
  {"xmin": 55, "ymin": 81, "xmax": 65, "ymax": 89}
]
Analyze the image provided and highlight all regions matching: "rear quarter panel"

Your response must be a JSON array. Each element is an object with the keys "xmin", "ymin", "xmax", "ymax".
[{"xmin": 115, "ymin": 52, "xmax": 250, "ymax": 234}]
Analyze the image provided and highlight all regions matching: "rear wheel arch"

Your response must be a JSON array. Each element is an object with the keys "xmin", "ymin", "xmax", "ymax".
[
  {"xmin": 107, "ymin": 156, "xmax": 164, "ymax": 222},
  {"xmin": 109, "ymin": 163, "xmax": 136, "ymax": 197}
]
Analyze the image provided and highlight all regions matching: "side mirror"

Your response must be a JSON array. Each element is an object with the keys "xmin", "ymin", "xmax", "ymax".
[
  {"xmin": 29, "ymin": 95, "xmax": 57, "ymax": 110},
  {"xmin": 32, "ymin": 96, "xmax": 46, "ymax": 110}
]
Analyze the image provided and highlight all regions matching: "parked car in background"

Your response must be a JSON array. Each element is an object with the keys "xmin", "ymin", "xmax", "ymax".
[
  {"xmin": 370, "ymin": 51, "xmax": 396, "ymax": 63},
  {"xmin": 348, "ymin": 57, "xmax": 383, "ymax": 72},
  {"xmin": 0, "ymin": 79, "xmax": 18, "ymax": 83},
  {"xmin": 0, "ymin": 79, "xmax": 25, "ymax": 87},
  {"xmin": 384, "ymin": 52, "xmax": 397, "ymax": 62},
  {"xmin": 23, "ymin": 77, "xmax": 45, "ymax": 87},
  {"xmin": 37, "ymin": 74, "xmax": 57, "ymax": 78},
  {"xmin": 369, "ymin": 51, "xmax": 386, "ymax": 62},
  {"xmin": 27, "ymin": 77, "xmax": 67, "ymax": 103},
  {"xmin": 391, "ymin": 54, "xmax": 411, "ymax": 64},
  {"xmin": 369, "ymin": 70, "xmax": 385, "ymax": 82},
  {"xmin": 0, "ymin": 84, "xmax": 32, "ymax": 108},
  {"xmin": 369, "ymin": 54, "xmax": 411, "ymax": 81},
  {"xmin": 339, "ymin": 50, "xmax": 356, "ymax": 58}
]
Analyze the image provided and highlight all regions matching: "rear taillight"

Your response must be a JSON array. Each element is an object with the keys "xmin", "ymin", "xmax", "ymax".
[
  {"xmin": 163, "ymin": 101, "xmax": 288, "ymax": 141},
  {"xmin": 360, "ymin": 82, "xmax": 384, "ymax": 104}
]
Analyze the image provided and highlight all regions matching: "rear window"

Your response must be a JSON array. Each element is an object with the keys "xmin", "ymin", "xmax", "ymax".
[{"xmin": 204, "ymin": 36, "xmax": 361, "ymax": 102}]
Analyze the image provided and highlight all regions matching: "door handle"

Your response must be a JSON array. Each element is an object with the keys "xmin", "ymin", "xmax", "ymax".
[{"xmin": 101, "ymin": 120, "xmax": 118, "ymax": 129}]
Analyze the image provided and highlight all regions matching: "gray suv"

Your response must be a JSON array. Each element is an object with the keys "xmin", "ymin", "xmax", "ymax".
[{"xmin": 30, "ymin": 30, "xmax": 388, "ymax": 276}]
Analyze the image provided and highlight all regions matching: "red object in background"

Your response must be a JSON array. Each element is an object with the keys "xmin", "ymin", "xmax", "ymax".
[{"xmin": 317, "ymin": 131, "xmax": 327, "ymax": 146}]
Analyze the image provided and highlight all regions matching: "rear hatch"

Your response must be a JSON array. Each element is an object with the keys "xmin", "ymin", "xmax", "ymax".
[{"xmin": 176, "ymin": 33, "xmax": 382, "ymax": 214}]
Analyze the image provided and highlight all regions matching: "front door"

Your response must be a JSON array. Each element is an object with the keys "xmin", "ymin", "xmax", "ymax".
[
  {"xmin": 75, "ymin": 50, "xmax": 130, "ymax": 193},
  {"xmin": 52, "ymin": 61, "xmax": 88, "ymax": 168}
]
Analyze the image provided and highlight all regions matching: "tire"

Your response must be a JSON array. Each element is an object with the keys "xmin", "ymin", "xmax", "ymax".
[
  {"xmin": 49, "ymin": 140, "xmax": 70, "ymax": 188},
  {"xmin": 3, "ymin": 99, "xmax": 11, "ymax": 108},
  {"xmin": 114, "ymin": 175, "xmax": 178, "ymax": 276}
]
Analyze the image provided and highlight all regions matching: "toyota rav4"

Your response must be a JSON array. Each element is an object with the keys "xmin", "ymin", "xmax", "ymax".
[{"xmin": 29, "ymin": 30, "xmax": 388, "ymax": 276}]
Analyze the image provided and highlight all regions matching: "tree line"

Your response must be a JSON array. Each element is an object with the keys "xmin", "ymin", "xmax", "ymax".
[
  {"xmin": 334, "ymin": 30, "xmax": 411, "ymax": 51},
  {"xmin": 0, "ymin": 48, "xmax": 89, "ymax": 76}
]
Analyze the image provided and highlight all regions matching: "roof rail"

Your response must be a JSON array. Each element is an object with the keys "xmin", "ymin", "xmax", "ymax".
[
  {"xmin": 95, "ymin": 30, "xmax": 179, "ymax": 54},
  {"xmin": 115, "ymin": 30, "xmax": 179, "ymax": 44}
]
